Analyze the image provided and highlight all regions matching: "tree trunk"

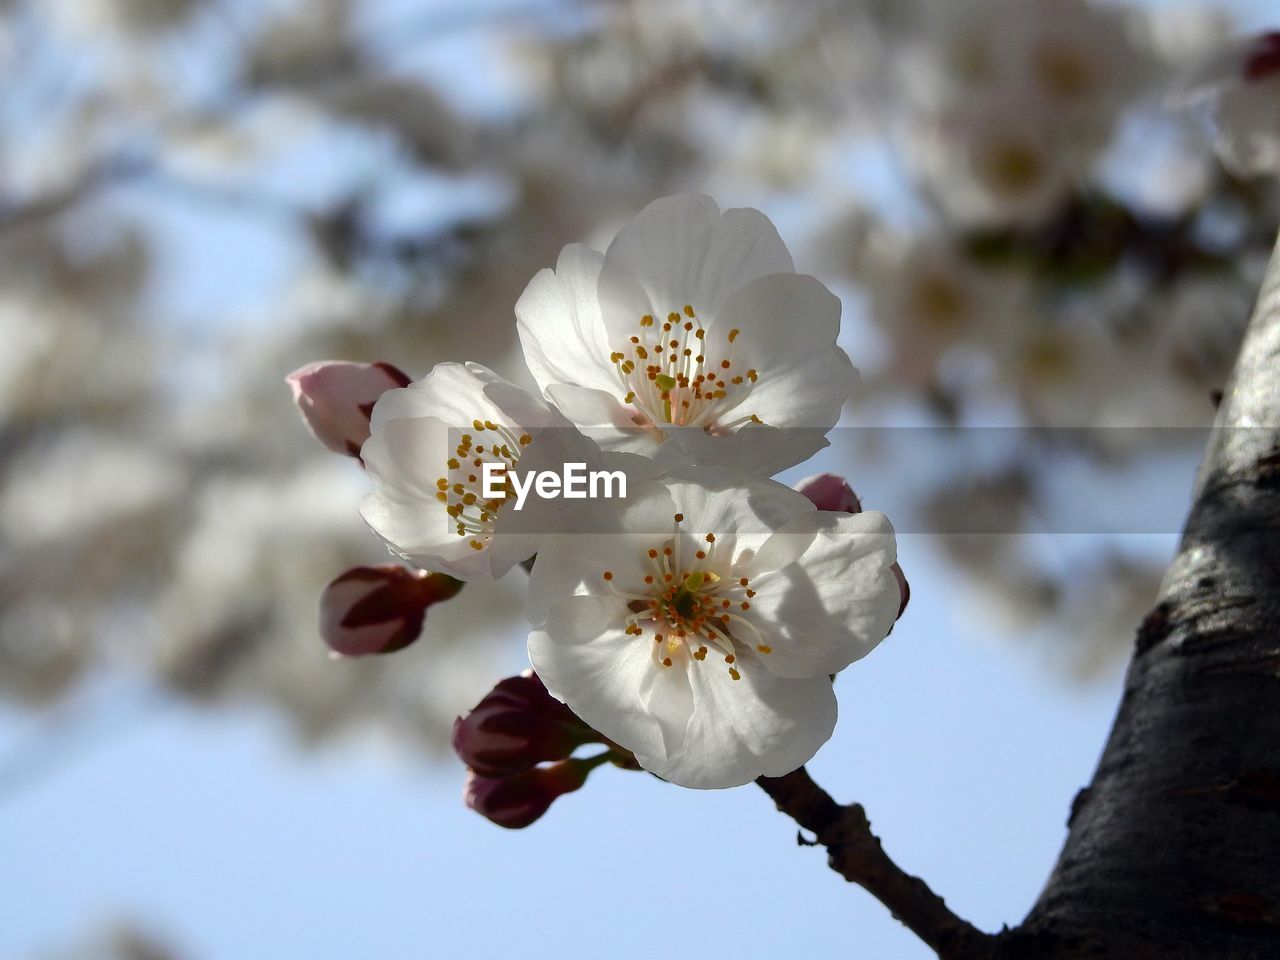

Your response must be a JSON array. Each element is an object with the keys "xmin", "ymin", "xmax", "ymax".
[{"xmin": 999, "ymin": 234, "xmax": 1280, "ymax": 958}]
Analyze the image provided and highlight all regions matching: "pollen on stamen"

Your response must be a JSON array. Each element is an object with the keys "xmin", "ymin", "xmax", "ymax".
[
  {"xmin": 662, "ymin": 657, "xmax": 673, "ymax": 667},
  {"xmin": 729, "ymin": 667, "xmax": 741, "ymax": 681},
  {"xmin": 602, "ymin": 571, "xmax": 614, "ymax": 581},
  {"xmin": 693, "ymin": 646, "xmax": 707, "ymax": 661},
  {"xmin": 728, "ymin": 328, "xmax": 740, "ymax": 342},
  {"xmin": 674, "ymin": 513, "xmax": 684, "ymax": 523},
  {"xmin": 705, "ymin": 533, "xmax": 716, "ymax": 543},
  {"xmin": 683, "ymin": 305, "xmax": 695, "ymax": 317},
  {"xmin": 695, "ymin": 550, "xmax": 706, "ymax": 560},
  {"xmin": 725, "ymin": 654, "xmax": 735, "ymax": 664},
  {"xmin": 757, "ymin": 645, "xmax": 773, "ymax": 654},
  {"xmin": 647, "ymin": 549, "xmax": 658, "ymax": 559}
]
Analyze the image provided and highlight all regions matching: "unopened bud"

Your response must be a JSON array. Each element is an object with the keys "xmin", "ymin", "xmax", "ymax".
[
  {"xmin": 463, "ymin": 758, "xmax": 599, "ymax": 829},
  {"xmin": 796, "ymin": 472, "xmax": 908, "ymax": 620},
  {"xmin": 796, "ymin": 472, "xmax": 861, "ymax": 514},
  {"xmin": 1244, "ymin": 31, "xmax": 1280, "ymax": 83},
  {"xmin": 452, "ymin": 671, "xmax": 597, "ymax": 777},
  {"xmin": 286, "ymin": 361, "xmax": 410, "ymax": 459},
  {"xmin": 892, "ymin": 561, "xmax": 910, "ymax": 619},
  {"xmin": 319, "ymin": 564, "xmax": 462, "ymax": 657}
]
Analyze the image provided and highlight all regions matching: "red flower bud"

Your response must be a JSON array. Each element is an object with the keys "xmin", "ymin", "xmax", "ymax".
[
  {"xmin": 796, "ymin": 472, "xmax": 908, "ymax": 620},
  {"xmin": 286, "ymin": 361, "xmax": 410, "ymax": 459},
  {"xmin": 1244, "ymin": 32, "xmax": 1280, "ymax": 83},
  {"xmin": 796, "ymin": 472, "xmax": 862, "ymax": 514},
  {"xmin": 892, "ymin": 561, "xmax": 910, "ymax": 619},
  {"xmin": 452, "ymin": 671, "xmax": 596, "ymax": 777},
  {"xmin": 319, "ymin": 564, "xmax": 462, "ymax": 657},
  {"xmin": 463, "ymin": 759, "xmax": 597, "ymax": 829}
]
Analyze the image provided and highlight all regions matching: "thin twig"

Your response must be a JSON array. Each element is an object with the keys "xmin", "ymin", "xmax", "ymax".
[{"xmin": 756, "ymin": 767, "xmax": 994, "ymax": 960}]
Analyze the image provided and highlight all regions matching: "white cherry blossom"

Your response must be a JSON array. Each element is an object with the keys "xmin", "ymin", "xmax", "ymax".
[
  {"xmin": 526, "ymin": 468, "xmax": 901, "ymax": 789},
  {"xmin": 360, "ymin": 361, "xmax": 600, "ymax": 581},
  {"xmin": 515, "ymin": 194, "xmax": 856, "ymax": 477}
]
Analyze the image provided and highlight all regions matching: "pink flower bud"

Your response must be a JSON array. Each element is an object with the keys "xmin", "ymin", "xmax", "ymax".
[
  {"xmin": 319, "ymin": 564, "xmax": 462, "ymax": 657},
  {"xmin": 452, "ymin": 671, "xmax": 596, "ymax": 777},
  {"xmin": 795, "ymin": 472, "xmax": 861, "ymax": 514},
  {"xmin": 463, "ymin": 759, "xmax": 595, "ymax": 830},
  {"xmin": 892, "ymin": 562, "xmax": 910, "ymax": 619},
  {"xmin": 795, "ymin": 472, "xmax": 909, "ymax": 620},
  {"xmin": 286, "ymin": 361, "xmax": 410, "ymax": 459}
]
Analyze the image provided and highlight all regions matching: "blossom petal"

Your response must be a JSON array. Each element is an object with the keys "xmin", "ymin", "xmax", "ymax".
[
  {"xmin": 530, "ymin": 595, "xmax": 692, "ymax": 762},
  {"xmin": 597, "ymin": 195, "xmax": 794, "ymax": 345},
  {"xmin": 359, "ymin": 417, "xmax": 493, "ymax": 580},
  {"xmin": 543, "ymin": 383, "xmax": 664, "ymax": 458},
  {"xmin": 658, "ymin": 467, "xmax": 816, "ymax": 563},
  {"xmin": 525, "ymin": 482, "xmax": 679, "ymax": 626},
  {"xmin": 635, "ymin": 652, "xmax": 837, "ymax": 789},
  {"xmin": 515, "ymin": 244, "xmax": 619, "ymax": 397},
  {"xmin": 710, "ymin": 273, "xmax": 856, "ymax": 430},
  {"xmin": 744, "ymin": 510, "xmax": 901, "ymax": 679}
]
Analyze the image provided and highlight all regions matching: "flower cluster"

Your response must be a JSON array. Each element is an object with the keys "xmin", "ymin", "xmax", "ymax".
[{"xmin": 291, "ymin": 194, "xmax": 905, "ymax": 823}]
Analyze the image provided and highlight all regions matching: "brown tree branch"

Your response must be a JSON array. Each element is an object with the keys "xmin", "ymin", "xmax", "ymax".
[{"xmin": 756, "ymin": 767, "xmax": 994, "ymax": 960}]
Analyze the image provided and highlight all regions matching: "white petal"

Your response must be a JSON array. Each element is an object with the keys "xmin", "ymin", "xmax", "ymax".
[
  {"xmin": 744, "ymin": 510, "xmax": 901, "ymax": 679},
  {"xmin": 655, "ymin": 422, "xmax": 833, "ymax": 477},
  {"xmin": 659, "ymin": 467, "xmax": 815, "ymax": 563},
  {"xmin": 597, "ymin": 195, "xmax": 794, "ymax": 345},
  {"xmin": 710, "ymin": 273, "xmax": 855, "ymax": 431},
  {"xmin": 359, "ymin": 419, "xmax": 495, "ymax": 579},
  {"xmin": 635, "ymin": 651, "xmax": 837, "ymax": 789},
  {"xmin": 515, "ymin": 244, "xmax": 620, "ymax": 398},
  {"xmin": 530, "ymin": 595, "xmax": 691, "ymax": 761},
  {"xmin": 543, "ymin": 383, "xmax": 665, "ymax": 458}
]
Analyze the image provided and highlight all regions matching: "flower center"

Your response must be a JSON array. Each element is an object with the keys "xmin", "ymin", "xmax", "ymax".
[
  {"xmin": 610, "ymin": 305, "xmax": 762, "ymax": 432},
  {"xmin": 600, "ymin": 515, "xmax": 770, "ymax": 682},
  {"xmin": 434, "ymin": 419, "xmax": 532, "ymax": 552}
]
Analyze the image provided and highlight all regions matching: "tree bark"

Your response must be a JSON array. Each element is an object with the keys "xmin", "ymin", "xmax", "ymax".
[{"xmin": 998, "ymin": 234, "xmax": 1280, "ymax": 957}]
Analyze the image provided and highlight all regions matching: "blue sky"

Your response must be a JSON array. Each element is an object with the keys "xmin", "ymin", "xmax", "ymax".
[{"xmin": 1, "ymin": 535, "xmax": 1148, "ymax": 959}]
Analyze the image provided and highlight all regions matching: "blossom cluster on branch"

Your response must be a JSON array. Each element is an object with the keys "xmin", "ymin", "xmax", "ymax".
[{"xmin": 293, "ymin": 195, "xmax": 910, "ymax": 815}]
